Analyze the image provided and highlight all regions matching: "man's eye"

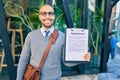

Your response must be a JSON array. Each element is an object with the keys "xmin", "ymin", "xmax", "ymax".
[
  {"xmin": 39, "ymin": 12, "xmax": 54, "ymax": 16},
  {"xmin": 49, "ymin": 12, "xmax": 54, "ymax": 15},
  {"xmin": 42, "ymin": 12, "xmax": 47, "ymax": 15}
]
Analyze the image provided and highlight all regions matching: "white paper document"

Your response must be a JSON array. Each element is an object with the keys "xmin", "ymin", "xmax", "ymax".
[{"xmin": 65, "ymin": 28, "xmax": 88, "ymax": 61}]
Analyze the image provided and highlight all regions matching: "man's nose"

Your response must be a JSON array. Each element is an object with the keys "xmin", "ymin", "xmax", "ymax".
[{"xmin": 46, "ymin": 14, "xmax": 50, "ymax": 17}]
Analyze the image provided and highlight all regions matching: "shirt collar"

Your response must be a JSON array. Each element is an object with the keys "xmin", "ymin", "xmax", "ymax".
[{"xmin": 40, "ymin": 26, "xmax": 54, "ymax": 37}]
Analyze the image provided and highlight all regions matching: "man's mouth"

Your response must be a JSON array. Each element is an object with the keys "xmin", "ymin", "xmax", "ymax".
[{"xmin": 43, "ymin": 18, "xmax": 52, "ymax": 21}]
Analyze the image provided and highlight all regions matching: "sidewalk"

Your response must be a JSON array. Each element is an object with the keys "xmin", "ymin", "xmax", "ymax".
[{"xmin": 98, "ymin": 49, "xmax": 120, "ymax": 80}]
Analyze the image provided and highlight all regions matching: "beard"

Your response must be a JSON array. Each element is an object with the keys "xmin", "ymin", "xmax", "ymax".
[
  {"xmin": 41, "ymin": 18, "xmax": 54, "ymax": 28},
  {"xmin": 42, "ymin": 23, "xmax": 52, "ymax": 28}
]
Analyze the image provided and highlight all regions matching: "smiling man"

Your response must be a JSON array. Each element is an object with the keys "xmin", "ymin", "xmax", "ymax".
[
  {"xmin": 39, "ymin": 5, "xmax": 55, "ymax": 29},
  {"xmin": 16, "ymin": 4, "xmax": 90, "ymax": 80}
]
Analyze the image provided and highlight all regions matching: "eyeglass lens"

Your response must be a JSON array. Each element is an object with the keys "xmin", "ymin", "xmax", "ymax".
[{"xmin": 39, "ymin": 12, "xmax": 54, "ymax": 16}]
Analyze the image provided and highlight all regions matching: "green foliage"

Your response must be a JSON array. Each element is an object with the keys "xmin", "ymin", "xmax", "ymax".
[
  {"xmin": 88, "ymin": 7, "xmax": 104, "ymax": 56},
  {"xmin": 54, "ymin": 5, "xmax": 66, "ymax": 32},
  {"xmin": 4, "ymin": 1, "xmax": 35, "ymax": 30},
  {"xmin": 72, "ymin": 8, "xmax": 82, "ymax": 28},
  {"xmin": 4, "ymin": 1, "xmax": 67, "ymax": 32},
  {"xmin": 28, "ymin": 7, "xmax": 41, "ymax": 29},
  {"xmin": 4, "ymin": 0, "xmax": 84, "ymax": 33}
]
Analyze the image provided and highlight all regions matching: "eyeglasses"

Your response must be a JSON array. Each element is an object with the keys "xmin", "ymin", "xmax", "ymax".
[{"xmin": 39, "ymin": 12, "xmax": 54, "ymax": 17}]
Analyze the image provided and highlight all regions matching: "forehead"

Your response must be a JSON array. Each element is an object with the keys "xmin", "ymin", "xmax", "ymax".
[{"xmin": 39, "ymin": 5, "xmax": 54, "ymax": 12}]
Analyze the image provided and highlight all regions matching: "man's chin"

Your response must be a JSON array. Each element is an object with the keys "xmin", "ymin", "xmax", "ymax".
[
  {"xmin": 43, "ymin": 25, "xmax": 52, "ymax": 28},
  {"xmin": 46, "ymin": 26, "xmax": 51, "ymax": 28}
]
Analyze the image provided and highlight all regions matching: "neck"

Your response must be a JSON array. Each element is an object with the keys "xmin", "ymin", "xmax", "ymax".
[{"xmin": 42, "ymin": 26, "xmax": 52, "ymax": 30}]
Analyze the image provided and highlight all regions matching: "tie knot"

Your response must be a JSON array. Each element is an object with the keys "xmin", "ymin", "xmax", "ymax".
[{"xmin": 45, "ymin": 31, "xmax": 50, "ymax": 37}]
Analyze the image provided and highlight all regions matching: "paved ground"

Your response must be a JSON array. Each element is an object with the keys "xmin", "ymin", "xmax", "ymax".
[
  {"xmin": 61, "ymin": 49, "xmax": 120, "ymax": 80},
  {"xmin": 98, "ymin": 47, "xmax": 120, "ymax": 80}
]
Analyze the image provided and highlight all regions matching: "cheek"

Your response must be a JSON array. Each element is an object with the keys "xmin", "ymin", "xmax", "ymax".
[
  {"xmin": 53, "ymin": 16, "xmax": 55, "ymax": 20},
  {"xmin": 51, "ymin": 16, "xmax": 55, "ymax": 22},
  {"xmin": 38, "ymin": 15, "xmax": 55, "ymax": 22}
]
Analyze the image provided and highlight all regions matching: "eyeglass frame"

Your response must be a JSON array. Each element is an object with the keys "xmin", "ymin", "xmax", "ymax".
[{"xmin": 39, "ymin": 11, "xmax": 54, "ymax": 17}]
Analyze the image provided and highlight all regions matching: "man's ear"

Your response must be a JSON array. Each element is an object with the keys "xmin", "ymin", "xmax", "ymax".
[{"xmin": 38, "ymin": 15, "xmax": 41, "ymax": 21}]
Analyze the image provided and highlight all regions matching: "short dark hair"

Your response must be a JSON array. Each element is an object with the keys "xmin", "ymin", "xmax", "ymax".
[{"xmin": 109, "ymin": 32, "xmax": 114, "ymax": 36}]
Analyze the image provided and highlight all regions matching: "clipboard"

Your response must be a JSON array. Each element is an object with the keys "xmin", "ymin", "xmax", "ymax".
[{"xmin": 65, "ymin": 28, "xmax": 88, "ymax": 62}]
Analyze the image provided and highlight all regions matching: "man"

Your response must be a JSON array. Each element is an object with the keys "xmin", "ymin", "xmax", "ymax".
[
  {"xmin": 110, "ymin": 33, "xmax": 118, "ymax": 59},
  {"xmin": 16, "ymin": 4, "xmax": 90, "ymax": 80}
]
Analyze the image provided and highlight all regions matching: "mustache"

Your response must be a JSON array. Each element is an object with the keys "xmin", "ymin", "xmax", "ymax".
[{"xmin": 42, "ymin": 18, "xmax": 53, "ymax": 21}]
